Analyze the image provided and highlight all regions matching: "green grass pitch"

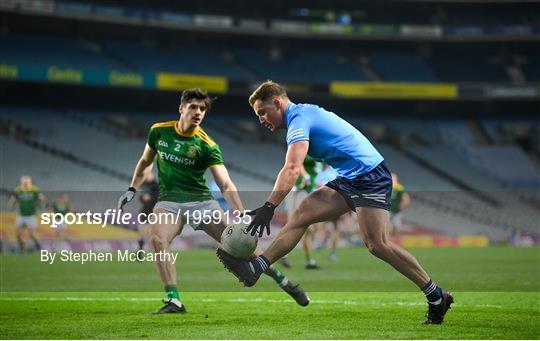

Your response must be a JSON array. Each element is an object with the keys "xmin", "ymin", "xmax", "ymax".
[{"xmin": 1, "ymin": 246, "xmax": 539, "ymax": 339}]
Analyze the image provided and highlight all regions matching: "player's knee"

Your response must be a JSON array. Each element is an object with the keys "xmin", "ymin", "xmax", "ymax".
[
  {"xmin": 290, "ymin": 208, "xmax": 313, "ymax": 229},
  {"xmin": 364, "ymin": 238, "xmax": 388, "ymax": 257}
]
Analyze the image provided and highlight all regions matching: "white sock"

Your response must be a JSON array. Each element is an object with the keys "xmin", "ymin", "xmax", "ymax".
[
  {"xmin": 428, "ymin": 298, "xmax": 442, "ymax": 305},
  {"xmin": 169, "ymin": 298, "xmax": 183, "ymax": 307}
]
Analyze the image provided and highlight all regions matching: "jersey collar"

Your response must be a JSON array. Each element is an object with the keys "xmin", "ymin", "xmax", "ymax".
[{"xmin": 174, "ymin": 121, "xmax": 200, "ymax": 137}]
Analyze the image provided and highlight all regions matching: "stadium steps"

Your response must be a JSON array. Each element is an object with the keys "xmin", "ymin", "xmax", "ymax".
[
  {"xmin": 359, "ymin": 58, "xmax": 383, "ymax": 81},
  {"xmin": 473, "ymin": 118, "xmax": 495, "ymax": 144},
  {"xmin": 467, "ymin": 119, "xmax": 490, "ymax": 145}
]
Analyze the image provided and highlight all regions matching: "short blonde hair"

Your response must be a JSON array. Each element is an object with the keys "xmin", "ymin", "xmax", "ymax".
[{"xmin": 248, "ymin": 80, "xmax": 287, "ymax": 107}]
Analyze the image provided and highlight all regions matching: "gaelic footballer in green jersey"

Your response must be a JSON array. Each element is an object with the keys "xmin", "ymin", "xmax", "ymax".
[
  {"xmin": 9, "ymin": 175, "xmax": 45, "ymax": 252},
  {"xmin": 390, "ymin": 172, "xmax": 411, "ymax": 235},
  {"xmin": 117, "ymin": 88, "xmax": 309, "ymax": 314},
  {"xmin": 52, "ymin": 193, "xmax": 72, "ymax": 233},
  {"xmin": 147, "ymin": 120, "xmax": 223, "ymax": 203},
  {"xmin": 284, "ymin": 155, "xmax": 323, "ymax": 269}
]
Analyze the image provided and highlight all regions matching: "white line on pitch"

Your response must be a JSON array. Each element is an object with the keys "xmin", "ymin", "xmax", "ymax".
[{"xmin": 0, "ymin": 296, "xmax": 501, "ymax": 308}]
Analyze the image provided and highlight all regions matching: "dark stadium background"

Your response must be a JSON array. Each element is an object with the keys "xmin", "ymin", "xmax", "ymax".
[{"xmin": 0, "ymin": 1, "xmax": 539, "ymax": 338}]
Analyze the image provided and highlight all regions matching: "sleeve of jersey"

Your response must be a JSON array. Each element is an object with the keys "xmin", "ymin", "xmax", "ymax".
[
  {"xmin": 286, "ymin": 118, "xmax": 310, "ymax": 146},
  {"xmin": 147, "ymin": 127, "xmax": 158, "ymax": 150},
  {"xmin": 207, "ymin": 145, "xmax": 225, "ymax": 167}
]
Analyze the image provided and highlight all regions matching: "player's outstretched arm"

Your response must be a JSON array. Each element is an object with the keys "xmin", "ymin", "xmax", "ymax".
[
  {"xmin": 118, "ymin": 145, "xmax": 156, "ymax": 211},
  {"xmin": 209, "ymin": 164, "xmax": 244, "ymax": 212},
  {"xmin": 247, "ymin": 140, "xmax": 309, "ymax": 237},
  {"xmin": 267, "ymin": 140, "xmax": 309, "ymax": 207},
  {"xmin": 38, "ymin": 193, "xmax": 46, "ymax": 208}
]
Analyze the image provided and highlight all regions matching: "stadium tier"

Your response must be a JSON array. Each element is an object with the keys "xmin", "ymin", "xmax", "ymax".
[
  {"xmin": 369, "ymin": 53, "xmax": 438, "ymax": 82},
  {"xmin": 101, "ymin": 40, "xmax": 252, "ymax": 80},
  {"xmin": 428, "ymin": 53, "xmax": 510, "ymax": 82},
  {"xmin": 0, "ymin": 33, "xmax": 128, "ymax": 70},
  {"xmin": 2, "ymin": 31, "xmax": 536, "ymax": 84}
]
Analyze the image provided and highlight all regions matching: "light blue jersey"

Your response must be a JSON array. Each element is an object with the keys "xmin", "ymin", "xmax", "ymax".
[{"xmin": 285, "ymin": 102, "xmax": 384, "ymax": 179}]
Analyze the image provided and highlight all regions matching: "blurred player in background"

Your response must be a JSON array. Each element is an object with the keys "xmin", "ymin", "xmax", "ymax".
[
  {"xmin": 218, "ymin": 81, "xmax": 453, "ymax": 324},
  {"xmin": 51, "ymin": 193, "xmax": 72, "ymax": 247},
  {"xmin": 137, "ymin": 167, "xmax": 159, "ymax": 252},
  {"xmin": 118, "ymin": 88, "xmax": 309, "ymax": 314},
  {"xmin": 313, "ymin": 164, "xmax": 341, "ymax": 261},
  {"xmin": 282, "ymin": 155, "xmax": 321, "ymax": 269},
  {"xmin": 9, "ymin": 175, "xmax": 45, "ymax": 252},
  {"xmin": 390, "ymin": 172, "xmax": 411, "ymax": 235}
]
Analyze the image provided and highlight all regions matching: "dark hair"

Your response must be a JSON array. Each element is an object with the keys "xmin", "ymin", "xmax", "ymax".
[
  {"xmin": 249, "ymin": 80, "xmax": 287, "ymax": 107},
  {"xmin": 180, "ymin": 88, "xmax": 214, "ymax": 111}
]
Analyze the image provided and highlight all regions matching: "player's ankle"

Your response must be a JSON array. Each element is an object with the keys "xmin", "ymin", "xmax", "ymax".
[
  {"xmin": 249, "ymin": 255, "xmax": 270, "ymax": 275},
  {"xmin": 422, "ymin": 280, "xmax": 442, "ymax": 303}
]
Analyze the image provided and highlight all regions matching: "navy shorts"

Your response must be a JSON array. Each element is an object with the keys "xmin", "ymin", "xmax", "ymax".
[{"xmin": 325, "ymin": 161, "xmax": 392, "ymax": 211}]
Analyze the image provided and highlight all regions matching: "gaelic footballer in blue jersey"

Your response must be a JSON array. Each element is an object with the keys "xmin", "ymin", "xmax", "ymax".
[{"xmin": 217, "ymin": 81, "xmax": 453, "ymax": 324}]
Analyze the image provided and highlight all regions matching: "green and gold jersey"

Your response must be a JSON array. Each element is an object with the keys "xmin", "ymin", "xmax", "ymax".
[
  {"xmin": 295, "ymin": 155, "xmax": 321, "ymax": 193},
  {"xmin": 390, "ymin": 183, "xmax": 405, "ymax": 214},
  {"xmin": 53, "ymin": 201, "xmax": 71, "ymax": 215},
  {"xmin": 148, "ymin": 121, "xmax": 224, "ymax": 203},
  {"xmin": 13, "ymin": 186, "xmax": 41, "ymax": 216}
]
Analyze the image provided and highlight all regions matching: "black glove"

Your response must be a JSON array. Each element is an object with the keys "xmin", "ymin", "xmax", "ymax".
[
  {"xmin": 117, "ymin": 187, "xmax": 136, "ymax": 211},
  {"xmin": 246, "ymin": 202, "xmax": 276, "ymax": 237}
]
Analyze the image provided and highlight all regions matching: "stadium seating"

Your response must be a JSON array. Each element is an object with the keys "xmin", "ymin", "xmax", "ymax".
[
  {"xmin": 409, "ymin": 145, "xmax": 503, "ymax": 191},
  {"xmin": 369, "ymin": 53, "xmax": 438, "ymax": 82},
  {"xmin": 0, "ymin": 108, "xmax": 145, "ymax": 177},
  {"xmin": 523, "ymin": 53, "xmax": 540, "ymax": 81},
  {"xmin": 0, "ymin": 33, "xmax": 127, "ymax": 70},
  {"xmin": 101, "ymin": 40, "xmax": 252, "ymax": 80},
  {"xmin": 1, "ymin": 31, "xmax": 529, "ymax": 85},
  {"xmin": 435, "ymin": 119, "xmax": 477, "ymax": 147},
  {"xmin": 428, "ymin": 53, "xmax": 509, "ymax": 82},
  {"xmin": 0, "ymin": 136, "xmax": 125, "ymax": 192},
  {"xmin": 462, "ymin": 145, "xmax": 540, "ymax": 187},
  {"xmin": 377, "ymin": 144, "xmax": 458, "ymax": 191}
]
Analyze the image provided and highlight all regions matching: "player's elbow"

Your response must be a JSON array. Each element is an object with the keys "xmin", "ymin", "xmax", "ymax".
[{"xmin": 219, "ymin": 181, "xmax": 237, "ymax": 193}]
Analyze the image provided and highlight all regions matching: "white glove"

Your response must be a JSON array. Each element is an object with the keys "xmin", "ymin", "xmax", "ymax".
[{"xmin": 117, "ymin": 187, "xmax": 136, "ymax": 211}]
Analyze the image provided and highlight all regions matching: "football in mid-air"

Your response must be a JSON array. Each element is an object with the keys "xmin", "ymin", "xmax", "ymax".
[{"xmin": 221, "ymin": 223, "xmax": 258, "ymax": 259}]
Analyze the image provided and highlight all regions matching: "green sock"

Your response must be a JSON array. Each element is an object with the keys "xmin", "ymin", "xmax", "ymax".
[
  {"xmin": 164, "ymin": 285, "xmax": 180, "ymax": 300},
  {"xmin": 264, "ymin": 267, "xmax": 288, "ymax": 286}
]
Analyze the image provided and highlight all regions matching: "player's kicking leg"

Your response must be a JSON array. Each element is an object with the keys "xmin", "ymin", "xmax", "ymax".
[
  {"xmin": 217, "ymin": 185, "xmax": 453, "ymax": 323},
  {"xmin": 217, "ymin": 186, "xmax": 349, "ymax": 286},
  {"xmin": 149, "ymin": 207, "xmax": 186, "ymax": 314},
  {"xmin": 356, "ymin": 207, "xmax": 453, "ymax": 324},
  {"xmin": 203, "ymin": 217, "xmax": 309, "ymax": 306}
]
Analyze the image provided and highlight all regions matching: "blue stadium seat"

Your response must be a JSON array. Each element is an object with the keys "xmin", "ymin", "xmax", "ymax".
[{"xmin": 370, "ymin": 53, "xmax": 438, "ymax": 82}]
